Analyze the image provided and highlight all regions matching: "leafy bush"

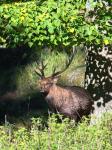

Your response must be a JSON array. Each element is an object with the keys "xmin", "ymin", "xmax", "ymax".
[
  {"xmin": 0, "ymin": 0, "xmax": 34, "ymax": 4},
  {"xmin": 0, "ymin": 113, "xmax": 112, "ymax": 150},
  {"xmin": 0, "ymin": 0, "xmax": 85, "ymax": 48},
  {"xmin": 0, "ymin": 0, "xmax": 111, "ymax": 48}
]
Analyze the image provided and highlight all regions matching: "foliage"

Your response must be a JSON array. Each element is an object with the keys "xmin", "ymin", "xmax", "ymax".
[
  {"xmin": 85, "ymin": 0, "xmax": 112, "ymax": 46},
  {"xmin": 0, "ymin": 0, "xmax": 85, "ymax": 48},
  {"xmin": 0, "ymin": 113, "xmax": 112, "ymax": 150},
  {"xmin": 0, "ymin": 0, "xmax": 111, "ymax": 49},
  {"xmin": 0, "ymin": 0, "xmax": 34, "ymax": 4}
]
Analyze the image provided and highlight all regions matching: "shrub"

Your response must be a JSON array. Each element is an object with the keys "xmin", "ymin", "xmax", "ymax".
[
  {"xmin": 0, "ymin": 113, "xmax": 111, "ymax": 150},
  {"xmin": 0, "ymin": 0, "xmax": 111, "ymax": 48}
]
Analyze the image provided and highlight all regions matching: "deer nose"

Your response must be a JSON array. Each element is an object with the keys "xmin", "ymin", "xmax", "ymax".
[{"xmin": 40, "ymin": 87, "xmax": 44, "ymax": 93}]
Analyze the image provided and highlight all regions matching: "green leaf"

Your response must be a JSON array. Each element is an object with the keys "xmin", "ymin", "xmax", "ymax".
[
  {"xmin": 48, "ymin": 26, "xmax": 54, "ymax": 34},
  {"xmin": 50, "ymin": 35, "xmax": 55, "ymax": 42},
  {"xmin": 28, "ymin": 42, "xmax": 33, "ymax": 47},
  {"xmin": 28, "ymin": 33, "xmax": 32, "ymax": 38}
]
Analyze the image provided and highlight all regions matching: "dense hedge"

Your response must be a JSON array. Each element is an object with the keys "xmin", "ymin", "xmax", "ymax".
[{"xmin": 0, "ymin": 0, "xmax": 111, "ymax": 48}]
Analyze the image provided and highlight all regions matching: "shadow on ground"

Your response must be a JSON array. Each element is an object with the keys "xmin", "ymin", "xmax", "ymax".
[
  {"xmin": 0, "ymin": 47, "xmax": 49, "ymax": 125},
  {"xmin": 0, "ymin": 91, "xmax": 49, "ymax": 126}
]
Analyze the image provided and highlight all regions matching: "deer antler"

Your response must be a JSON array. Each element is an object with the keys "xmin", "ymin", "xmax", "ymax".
[
  {"xmin": 35, "ymin": 60, "xmax": 47, "ymax": 79},
  {"xmin": 52, "ymin": 46, "xmax": 77, "ymax": 77}
]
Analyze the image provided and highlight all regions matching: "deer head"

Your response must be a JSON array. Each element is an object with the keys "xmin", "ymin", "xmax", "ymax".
[{"xmin": 35, "ymin": 47, "xmax": 77, "ymax": 93}]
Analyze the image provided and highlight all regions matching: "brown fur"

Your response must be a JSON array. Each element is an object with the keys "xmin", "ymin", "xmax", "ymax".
[{"xmin": 38, "ymin": 76, "xmax": 93, "ymax": 122}]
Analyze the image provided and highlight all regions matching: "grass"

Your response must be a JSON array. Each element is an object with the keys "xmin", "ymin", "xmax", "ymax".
[
  {"xmin": 0, "ymin": 113, "xmax": 111, "ymax": 150},
  {"xmin": 16, "ymin": 49, "xmax": 86, "ymax": 97},
  {"xmin": 0, "ymin": 49, "xmax": 86, "ymax": 98}
]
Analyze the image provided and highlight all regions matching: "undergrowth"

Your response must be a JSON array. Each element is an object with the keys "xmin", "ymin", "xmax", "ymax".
[
  {"xmin": 16, "ymin": 49, "xmax": 86, "ymax": 97},
  {"xmin": 0, "ymin": 113, "xmax": 111, "ymax": 150}
]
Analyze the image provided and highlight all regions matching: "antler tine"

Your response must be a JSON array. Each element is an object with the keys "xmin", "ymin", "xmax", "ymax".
[
  {"xmin": 52, "ymin": 66, "xmax": 61, "ymax": 77},
  {"xmin": 34, "ymin": 60, "xmax": 42, "ymax": 77},
  {"xmin": 35, "ymin": 69, "xmax": 42, "ymax": 77},
  {"xmin": 52, "ymin": 46, "xmax": 77, "ymax": 77},
  {"xmin": 35, "ymin": 59, "xmax": 47, "ymax": 78},
  {"xmin": 39, "ymin": 60, "xmax": 47, "ymax": 77},
  {"xmin": 52, "ymin": 67, "xmax": 56, "ymax": 75}
]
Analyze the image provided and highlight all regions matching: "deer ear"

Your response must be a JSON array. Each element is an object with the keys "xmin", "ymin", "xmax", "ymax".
[{"xmin": 53, "ymin": 75, "xmax": 60, "ymax": 84}]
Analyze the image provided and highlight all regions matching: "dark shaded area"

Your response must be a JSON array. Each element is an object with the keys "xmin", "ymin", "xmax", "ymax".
[
  {"xmin": 0, "ymin": 91, "xmax": 49, "ymax": 124},
  {"xmin": 85, "ymin": 45, "xmax": 112, "ymax": 110},
  {"xmin": 0, "ymin": 46, "xmax": 48, "ymax": 124},
  {"xmin": 0, "ymin": 46, "xmax": 37, "ymax": 69},
  {"xmin": 0, "ymin": 46, "xmax": 39, "ymax": 95}
]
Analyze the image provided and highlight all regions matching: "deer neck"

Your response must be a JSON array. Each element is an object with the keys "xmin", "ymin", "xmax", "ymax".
[
  {"xmin": 49, "ymin": 84, "xmax": 59, "ymax": 94},
  {"xmin": 46, "ymin": 84, "xmax": 63, "ymax": 105}
]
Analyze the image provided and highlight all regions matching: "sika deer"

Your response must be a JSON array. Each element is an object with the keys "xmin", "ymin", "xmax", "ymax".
[{"xmin": 35, "ymin": 49, "xmax": 93, "ymax": 122}]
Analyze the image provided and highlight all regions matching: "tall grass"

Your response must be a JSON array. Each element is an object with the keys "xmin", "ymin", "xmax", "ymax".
[
  {"xmin": 0, "ymin": 113, "xmax": 111, "ymax": 150},
  {"xmin": 16, "ymin": 49, "xmax": 86, "ymax": 97}
]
